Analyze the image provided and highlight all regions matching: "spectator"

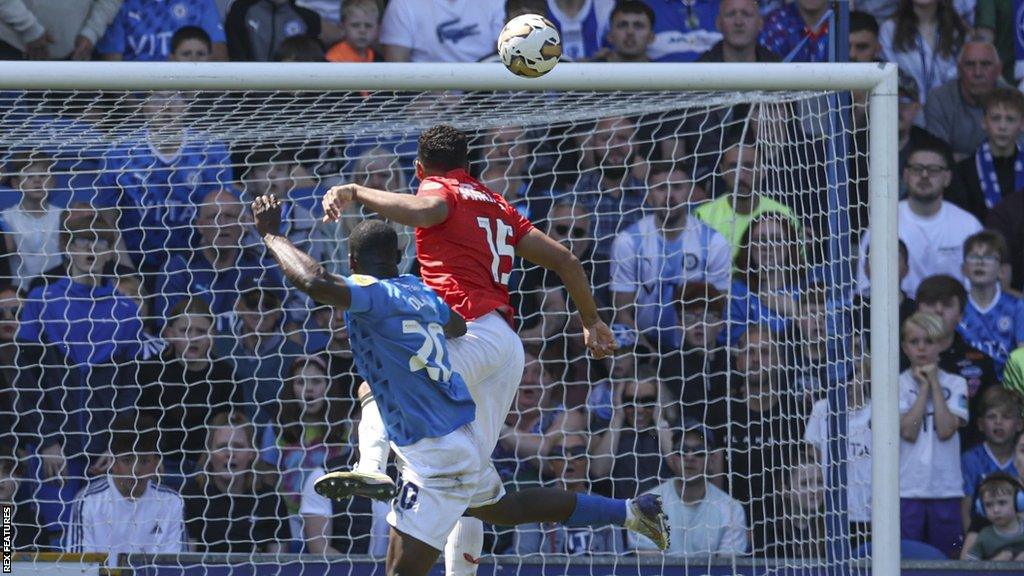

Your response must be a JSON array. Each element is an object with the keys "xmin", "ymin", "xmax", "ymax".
[
  {"xmin": 951, "ymin": 88, "xmax": 1024, "ymax": 222},
  {"xmin": 698, "ymin": 0, "xmax": 778, "ymax": 63},
  {"xmin": 98, "ymin": 0, "xmax": 226, "ymax": 61},
  {"xmin": 958, "ymin": 231, "xmax": 1024, "ymax": 374},
  {"xmin": 0, "ymin": 452, "xmax": 42, "ymax": 550},
  {"xmin": 630, "ymin": 424, "xmax": 747, "ymax": 556},
  {"xmin": 789, "ymin": 284, "xmax": 839, "ymax": 396},
  {"xmin": 325, "ymin": 0, "xmax": 380, "ymax": 63},
  {"xmin": 183, "ymin": 410, "xmax": 290, "ymax": 553},
  {"xmin": 0, "ymin": 286, "xmax": 23, "ymax": 444},
  {"xmin": 974, "ymin": 0, "xmax": 1016, "ymax": 83},
  {"xmin": 114, "ymin": 271, "xmax": 166, "ymax": 359},
  {"xmin": 963, "ymin": 473, "xmax": 1024, "ymax": 560},
  {"xmin": 546, "ymin": 0, "xmax": 614, "ymax": 61},
  {"xmin": 0, "ymin": 0, "xmax": 121, "ymax": 60},
  {"xmin": 0, "ymin": 151, "xmax": 63, "ymax": 293},
  {"xmin": 695, "ymin": 142, "xmax": 799, "ymax": 257},
  {"xmin": 854, "ymin": 240, "xmax": 918, "ymax": 334},
  {"xmin": 225, "ymin": 0, "xmax": 320, "ymax": 61},
  {"xmin": 475, "ymin": 126, "xmax": 550, "ymax": 223},
  {"xmin": 879, "ymin": 0, "xmax": 966, "ymax": 106},
  {"xmin": 858, "ymin": 141, "xmax": 982, "ymax": 298},
  {"xmin": 763, "ymin": 458, "xmax": 827, "ymax": 558},
  {"xmin": 590, "ymin": 0, "xmax": 652, "ymax": 63},
  {"xmin": 638, "ymin": 0, "xmax": 720, "ymax": 62},
  {"xmin": 260, "ymin": 355, "xmax": 349, "ymax": 539},
  {"xmin": 512, "ymin": 432, "xmax": 622, "ymax": 555},
  {"xmin": 925, "ymin": 40, "xmax": 1005, "ymax": 159},
  {"xmin": 960, "ymin": 387, "xmax": 1022, "ymax": 528},
  {"xmin": 589, "ymin": 378, "xmax": 672, "ymax": 500},
  {"xmin": 134, "ymin": 297, "xmax": 241, "ymax": 485},
  {"xmin": 897, "ymin": 71, "xmax": 947, "ymax": 191},
  {"xmin": 379, "ymin": 0, "xmax": 504, "ymax": 62},
  {"xmin": 300, "ymin": 455, "xmax": 379, "ymax": 555},
  {"xmin": 899, "ymin": 311, "xmax": 968, "ymax": 558},
  {"xmin": 985, "ymin": 189, "xmax": 1024, "ymax": 294},
  {"xmin": 961, "ymin": 430, "xmax": 1024, "ymax": 557},
  {"xmin": 848, "ymin": 10, "xmax": 881, "ymax": 63},
  {"xmin": 274, "ymin": 33, "xmax": 325, "ymax": 61},
  {"xmin": 610, "ymin": 167, "xmax": 730, "ymax": 351},
  {"xmin": 66, "ymin": 414, "xmax": 185, "ymax": 567},
  {"xmin": 760, "ymin": 0, "xmax": 830, "ymax": 62},
  {"xmin": 658, "ymin": 282, "xmax": 730, "ymax": 426},
  {"xmin": 167, "ymin": 25, "xmax": 212, "ymax": 61},
  {"xmin": 727, "ymin": 214, "xmax": 807, "ymax": 345}
]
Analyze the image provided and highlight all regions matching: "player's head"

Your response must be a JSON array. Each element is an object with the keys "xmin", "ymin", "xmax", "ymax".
[
  {"xmin": 348, "ymin": 218, "xmax": 401, "ymax": 276},
  {"xmin": 978, "ymin": 386, "xmax": 1023, "ymax": 447},
  {"xmin": 962, "ymin": 230, "xmax": 1008, "ymax": 288},
  {"xmin": 915, "ymin": 274, "xmax": 966, "ymax": 333},
  {"xmin": 169, "ymin": 25, "xmax": 212, "ymax": 62},
  {"xmin": 416, "ymin": 124, "xmax": 469, "ymax": 178},
  {"xmin": 109, "ymin": 413, "xmax": 161, "ymax": 498}
]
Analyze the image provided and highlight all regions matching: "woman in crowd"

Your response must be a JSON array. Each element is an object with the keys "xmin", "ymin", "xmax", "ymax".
[{"xmin": 879, "ymin": 0, "xmax": 966, "ymax": 106}]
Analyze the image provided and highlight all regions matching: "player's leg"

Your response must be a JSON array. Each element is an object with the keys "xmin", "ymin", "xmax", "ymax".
[
  {"xmin": 386, "ymin": 526, "xmax": 443, "ymax": 576},
  {"xmin": 444, "ymin": 516, "xmax": 483, "ymax": 575},
  {"xmin": 315, "ymin": 382, "xmax": 396, "ymax": 500}
]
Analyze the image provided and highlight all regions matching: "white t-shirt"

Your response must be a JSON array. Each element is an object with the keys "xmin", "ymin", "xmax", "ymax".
[
  {"xmin": 856, "ymin": 200, "xmax": 982, "ymax": 298},
  {"xmin": 546, "ymin": 0, "xmax": 615, "ymax": 61},
  {"xmin": 300, "ymin": 467, "xmax": 390, "ymax": 557},
  {"xmin": 379, "ymin": 0, "xmax": 505, "ymax": 63},
  {"xmin": 805, "ymin": 397, "xmax": 872, "ymax": 523},
  {"xmin": 0, "ymin": 205, "xmax": 63, "ymax": 292},
  {"xmin": 66, "ymin": 477, "xmax": 184, "ymax": 567},
  {"xmin": 610, "ymin": 214, "xmax": 731, "ymax": 333},
  {"xmin": 898, "ymin": 368, "xmax": 969, "ymax": 499},
  {"xmin": 629, "ymin": 479, "xmax": 747, "ymax": 556}
]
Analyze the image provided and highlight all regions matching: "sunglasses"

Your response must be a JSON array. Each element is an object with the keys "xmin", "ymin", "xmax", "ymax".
[{"xmin": 553, "ymin": 224, "xmax": 588, "ymax": 239}]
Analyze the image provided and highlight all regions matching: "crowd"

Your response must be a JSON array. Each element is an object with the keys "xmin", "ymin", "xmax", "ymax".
[{"xmin": 1, "ymin": 0, "xmax": 1024, "ymax": 567}]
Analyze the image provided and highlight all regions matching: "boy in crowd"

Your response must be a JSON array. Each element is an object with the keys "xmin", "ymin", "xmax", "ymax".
[
  {"xmin": 168, "ymin": 26, "xmax": 212, "ymax": 62},
  {"xmin": 961, "ymin": 387, "xmax": 1023, "ymax": 528},
  {"xmin": 326, "ymin": 0, "xmax": 380, "ymax": 63},
  {"xmin": 964, "ymin": 473, "xmax": 1024, "ymax": 560},
  {"xmin": 958, "ymin": 231, "xmax": 1024, "ymax": 376}
]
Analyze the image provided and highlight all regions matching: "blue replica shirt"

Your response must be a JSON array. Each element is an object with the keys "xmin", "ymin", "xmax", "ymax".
[
  {"xmin": 726, "ymin": 279, "xmax": 798, "ymax": 345},
  {"xmin": 962, "ymin": 443, "xmax": 1018, "ymax": 497},
  {"xmin": 97, "ymin": 0, "xmax": 226, "ymax": 61},
  {"xmin": 93, "ymin": 135, "xmax": 233, "ymax": 268},
  {"xmin": 18, "ymin": 278, "xmax": 143, "ymax": 366},
  {"xmin": 641, "ymin": 0, "xmax": 721, "ymax": 62},
  {"xmin": 959, "ymin": 289, "xmax": 1024, "ymax": 376},
  {"xmin": 344, "ymin": 274, "xmax": 475, "ymax": 447},
  {"xmin": 546, "ymin": 0, "xmax": 615, "ymax": 61},
  {"xmin": 760, "ymin": 4, "xmax": 829, "ymax": 63}
]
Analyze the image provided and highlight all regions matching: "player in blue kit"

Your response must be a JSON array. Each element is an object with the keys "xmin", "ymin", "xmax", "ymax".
[
  {"xmin": 252, "ymin": 194, "xmax": 668, "ymax": 574},
  {"xmin": 97, "ymin": 0, "xmax": 227, "ymax": 61}
]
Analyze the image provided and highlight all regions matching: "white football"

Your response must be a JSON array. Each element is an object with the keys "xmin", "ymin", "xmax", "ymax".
[{"xmin": 498, "ymin": 14, "xmax": 562, "ymax": 78}]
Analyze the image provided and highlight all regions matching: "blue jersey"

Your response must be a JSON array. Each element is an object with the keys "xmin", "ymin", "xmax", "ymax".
[
  {"xmin": 641, "ymin": 0, "xmax": 721, "ymax": 62},
  {"xmin": 18, "ymin": 278, "xmax": 143, "ymax": 366},
  {"xmin": 97, "ymin": 0, "xmax": 226, "ymax": 61},
  {"xmin": 959, "ymin": 290, "xmax": 1024, "ymax": 376},
  {"xmin": 93, "ymin": 134, "xmax": 232, "ymax": 268},
  {"xmin": 546, "ymin": 0, "xmax": 614, "ymax": 61},
  {"xmin": 760, "ymin": 3, "xmax": 829, "ymax": 63},
  {"xmin": 344, "ymin": 274, "xmax": 475, "ymax": 447},
  {"xmin": 962, "ymin": 443, "xmax": 1018, "ymax": 497}
]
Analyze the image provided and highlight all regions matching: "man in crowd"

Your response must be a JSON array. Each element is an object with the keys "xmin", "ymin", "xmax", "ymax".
[{"xmin": 926, "ymin": 40, "xmax": 1006, "ymax": 159}]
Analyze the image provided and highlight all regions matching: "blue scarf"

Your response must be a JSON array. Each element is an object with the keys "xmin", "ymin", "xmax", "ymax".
[{"xmin": 975, "ymin": 140, "xmax": 1024, "ymax": 209}]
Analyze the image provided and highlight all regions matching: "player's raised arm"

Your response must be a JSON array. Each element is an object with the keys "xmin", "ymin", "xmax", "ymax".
[
  {"xmin": 321, "ymin": 183, "xmax": 449, "ymax": 229},
  {"xmin": 515, "ymin": 227, "xmax": 617, "ymax": 359},
  {"xmin": 253, "ymin": 195, "xmax": 353, "ymax": 309}
]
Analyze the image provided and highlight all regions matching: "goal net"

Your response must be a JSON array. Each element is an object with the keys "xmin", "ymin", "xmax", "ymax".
[{"xmin": 0, "ymin": 63, "xmax": 897, "ymax": 575}]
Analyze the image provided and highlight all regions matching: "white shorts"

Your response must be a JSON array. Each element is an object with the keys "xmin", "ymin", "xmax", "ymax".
[
  {"xmin": 386, "ymin": 420, "xmax": 504, "ymax": 550},
  {"xmin": 447, "ymin": 311, "xmax": 525, "ymax": 453}
]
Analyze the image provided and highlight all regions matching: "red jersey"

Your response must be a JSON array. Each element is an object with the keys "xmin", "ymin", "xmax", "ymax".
[{"xmin": 415, "ymin": 169, "xmax": 535, "ymax": 325}]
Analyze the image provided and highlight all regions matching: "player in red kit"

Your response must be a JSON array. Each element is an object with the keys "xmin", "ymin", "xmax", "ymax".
[{"xmin": 315, "ymin": 125, "xmax": 624, "ymax": 574}]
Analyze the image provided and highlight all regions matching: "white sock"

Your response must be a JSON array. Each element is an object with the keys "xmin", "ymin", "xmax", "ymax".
[
  {"xmin": 355, "ymin": 394, "xmax": 390, "ymax": 475},
  {"xmin": 444, "ymin": 516, "xmax": 483, "ymax": 576}
]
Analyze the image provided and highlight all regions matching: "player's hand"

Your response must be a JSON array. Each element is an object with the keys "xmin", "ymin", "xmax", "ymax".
[
  {"xmin": 583, "ymin": 320, "xmax": 617, "ymax": 359},
  {"xmin": 252, "ymin": 194, "xmax": 283, "ymax": 237},
  {"xmin": 321, "ymin": 184, "xmax": 358, "ymax": 223}
]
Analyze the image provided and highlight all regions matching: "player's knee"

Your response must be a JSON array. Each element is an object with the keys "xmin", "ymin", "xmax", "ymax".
[{"xmin": 357, "ymin": 381, "xmax": 373, "ymax": 401}]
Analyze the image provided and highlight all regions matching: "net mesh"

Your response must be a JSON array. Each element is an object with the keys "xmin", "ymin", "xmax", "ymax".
[{"xmin": 0, "ymin": 86, "xmax": 869, "ymax": 574}]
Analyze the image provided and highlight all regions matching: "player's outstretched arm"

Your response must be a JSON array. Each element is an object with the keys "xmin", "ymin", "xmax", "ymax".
[
  {"xmin": 253, "ymin": 195, "xmax": 353, "ymax": 309},
  {"xmin": 321, "ymin": 184, "xmax": 449, "ymax": 228},
  {"xmin": 515, "ymin": 228, "xmax": 616, "ymax": 359}
]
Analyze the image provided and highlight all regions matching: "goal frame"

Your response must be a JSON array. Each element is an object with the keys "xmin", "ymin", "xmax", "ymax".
[{"xmin": 0, "ymin": 61, "xmax": 901, "ymax": 575}]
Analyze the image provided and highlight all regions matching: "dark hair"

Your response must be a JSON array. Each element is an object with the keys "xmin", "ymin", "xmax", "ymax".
[
  {"xmin": 63, "ymin": 210, "xmax": 118, "ymax": 247},
  {"xmin": 979, "ymin": 472, "xmax": 1022, "ymax": 501},
  {"xmin": 964, "ymin": 230, "xmax": 1009, "ymax": 263},
  {"xmin": 505, "ymin": 0, "xmax": 546, "ymax": 17},
  {"xmin": 277, "ymin": 354, "xmax": 347, "ymax": 446},
  {"xmin": 892, "ymin": 0, "xmax": 965, "ymax": 59},
  {"xmin": 979, "ymin": 385, "xmax": 1021, "ymax": 419},
  {"xmin": 238, "ymin": 285, "xmax": 282, "ymax": 312},
  {"xmin": 983, "ymin": 86, "xmax": 1024, "ymax": 117},
  {"xmin": 733, "ymin": 213, "xmax": 806, "ymax": 293},
  {"xmin": 418, "ymin": 124, "xmax": 469, "ymax": 172},
  {"xmin": 171, "ymin": 25, "xmax": 212, "ymax": 53},
  {"xmin": 109, "ymin": 413, "xmax": 159, "ymax": 456},
  {"xmin": 904, "ymin": 139, "xmax": 953, "ymax": 171},
  {"xmin": 611, "ymin": 0, "xmax": 655, "ymax": 27},
  {"xmin": 349, "ymin": 218, "xmax": 399, "ymax": 266},
  {"xmin": 674, "ymin": 281, "xmax": 725, "ymax": 319},
  {"xmin": 915, "ymin": 274, "xmax": 967, "ymax": 311},
  {"xmin": 274, "ymin": 34, "xmax": 326, "ymax": 62},
  {"xmin": 849, "ymin": 10, "xmax": 879, "ymax": 36},
  {"xmin": 167, "ymin": 297, "xmax": 215, "ymax": 326}
]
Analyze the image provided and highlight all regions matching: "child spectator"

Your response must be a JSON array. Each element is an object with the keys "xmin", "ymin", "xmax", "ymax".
[
  {"xmin": 962, "ymin": 431, "xmax": 1024, "ymax": 556},
  {"xmin": 274, "ymin": 34, "xmax": 325, "ymax": 62},
  {"xmin": 957, "ymin": 231, "xmax": 1024, "ymax": 375},
  {"xmin": 98, "ymin": 0, "xmax": 226, "ymax": 61},
  {"xmin": 226, "ymin": 0, "xmax": 321, "ymax": 61},
  {"xmin": 168, "ymin": 25, "xmax": 212, "ymax": 62},
  {"xmin": 760, "ymin": 0, "xmax": 830, "ymax": 62},
  {"xmin": 0, "ymin": 452, "xmax": 41, "ymax": 550},
  {"xmin": 326, "ymin": 0, "xmax": 380, "ymax": 63},
  {"xmin": 964, "ymin": 473, "xmax": 1024, "ymax": 560},
  {"xmin": 899, "ymin": 311, "xmax": 969, "ymax": 558},
  {"xmin": 763, "ymin": 458, "xmax": 827, "ymax": 558},
  {"xmin": 66, "ymin": 414, "xmax": 185, "ymax": 567},
  {"xmin": 961, "ymin": 387, "xmax": 1022, "ymax": 528},
  {"xmin": 879, "ymin": 0, "xmax": 966, "ymax": 105},
  {"xmin": 951, "ymin": 88, "xmax": 1024, "ymax": 222},
  {"xmin": 0, "ymin": 152, "xmax": 63, "ymax": 293},
  {"xmin": 590, "ymin": 0, "xmax": 653, "ymax": 63}
]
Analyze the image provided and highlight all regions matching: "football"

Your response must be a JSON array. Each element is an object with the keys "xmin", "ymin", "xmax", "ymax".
[{"xmin": 497, "ymin": 14, "xmax": 562, "ymax": 78}]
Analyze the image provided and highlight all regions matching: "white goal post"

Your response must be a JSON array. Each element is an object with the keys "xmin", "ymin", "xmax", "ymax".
[{"xmin": 0, "ymin": 61, "xmax": 899, "ymax": 575}]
